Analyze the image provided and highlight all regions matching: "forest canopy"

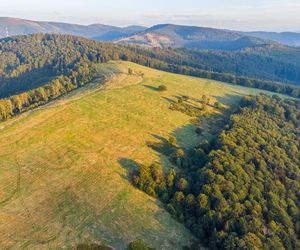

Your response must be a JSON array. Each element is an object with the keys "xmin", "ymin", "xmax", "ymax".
[
  {"xmin": 1, "ymin": 34, "xmax": 300, "ymax": 122},
  {"xmin": 133, "ymin": 94, "xmax": 300, "ymax": 249}
]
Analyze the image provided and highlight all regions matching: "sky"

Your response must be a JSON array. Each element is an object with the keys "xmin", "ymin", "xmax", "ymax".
[{"xmin": 1, "ymin": 0, "xmax": 300, "ymax": 31}]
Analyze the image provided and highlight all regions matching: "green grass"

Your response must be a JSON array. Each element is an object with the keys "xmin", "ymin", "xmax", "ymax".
[{"xmin": 0, "ymin": 61, "xmax": 278, "ymax": 249}]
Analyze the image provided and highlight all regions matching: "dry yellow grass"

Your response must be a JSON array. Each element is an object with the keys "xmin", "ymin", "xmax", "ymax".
[{"xmin": 0, "ymin": 61, "xmax": 272, "ymax": 249}]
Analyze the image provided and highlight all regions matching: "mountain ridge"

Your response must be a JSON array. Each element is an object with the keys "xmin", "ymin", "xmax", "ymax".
[
  {"xmin": 0, "ymin": 17, "xmax": 146, "ymax": 40},
  {"xmin": 2, "ymin": 17, "xmax": 300, "ymax": 48},
  {"xmin": 242, "ymin": 31, "xmax": 300, "ymax": 47},
  {"xmin": 115, "ymin": 23, "xmax": 276, "ymax": 50}
]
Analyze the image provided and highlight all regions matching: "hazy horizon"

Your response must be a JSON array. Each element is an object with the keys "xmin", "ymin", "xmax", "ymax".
[{"xmin": 1, "ymin": 0, "xmax": 300, "ymax": 32}]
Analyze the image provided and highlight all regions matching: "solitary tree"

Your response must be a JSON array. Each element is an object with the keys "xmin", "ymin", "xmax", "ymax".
[{"xmin": 158, "ymin": 85, "xmax": 167, "ymax": 91}]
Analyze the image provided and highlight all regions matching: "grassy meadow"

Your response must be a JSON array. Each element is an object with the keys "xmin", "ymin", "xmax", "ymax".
[{"xmin": 0, "ymin": 61, "xmax": 272, "ymax": 249}]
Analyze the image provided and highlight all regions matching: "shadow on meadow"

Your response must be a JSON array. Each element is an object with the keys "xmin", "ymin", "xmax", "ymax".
[
  {"xmin": 115, "ymin": 91, "xmax": 242, "ymax": 249},
  {"xmin": 116, "ymin": 90, "xmax": 235, "ymax": 179},
  {"xmin": 143, "ymin": 84, "xmax": 160, "ymax": 91},
  {"xmin": 212, "ymin": 92, "xmax": 245, "ymax": 107},
  {"xmin": 76, "ymin": 243, "xmax": 113, "ymax": 250}
]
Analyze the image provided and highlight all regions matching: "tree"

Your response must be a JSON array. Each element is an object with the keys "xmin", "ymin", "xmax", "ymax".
[
  {"xmin": 168, "ymin": 136, "xmax": 177, "ymax": 145},
  {"xmin": 128, "ymin": 240, "xmax": 150, "ymax": 250},
  {"xmin": 176, "ymin": 149, "xmax": 185, "ymax": 158},
  {"xmin": 150, "ymin": 163, "xmax": 164, "ymax": 184},
  {"xmin": 132, "ymin": 94, "xmax": 300, "ymax": 249},
  {"xmin": 158, "ymin": 85, "xmax": 167, "ymax": 91},
  {"xmin": 214, "ymin": 102, "xmax": 221, "ymax": 109},
  {"xmin": 166, "ymin": 169, "xmax": 177, "ymax": 187},
  {"xmin": 195, "ymin": 127, "xmax": 203, "ymax": 135},
  {"xmin": 176, "ymin": 178, "xmax": 189, "ymax": 191}
]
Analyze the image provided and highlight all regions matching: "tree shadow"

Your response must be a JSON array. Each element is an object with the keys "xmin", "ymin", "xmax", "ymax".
[
  {"xmin": 117, "ymin": 158, "xmax": 140, "ymax": 172},
  {"xmin": 161, "ymin": 96, "xmax": 176, "ymax": 104},
  {"xmin": 116, "ymin": 157, "xmax": 199, "ymax": 248},
  {"xmin": 0, "ymin": 65, "xmax": 55, "ymax": 98},
  {"xmin": 76, "ymin": 243, "xmax": 113, "ymax": 250},
  {"xmin": 143, "ymin": 84, "xmax": 160, "ymax": 91},
  {"xmin": 146, "ymin": 134, "xmax": 177, "ymax": 157},
  {"xmin": 113, "ymin": 92, "xmax": 242, "ymax": 249},
  {"xmin": 212, "ymin": 93, "xmax": 245, "ymax": 107}
]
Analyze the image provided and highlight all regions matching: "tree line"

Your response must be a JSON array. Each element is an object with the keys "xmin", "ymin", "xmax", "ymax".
[
  {"xmin": 1, "ymin": 34, "xmax": 300, "ymax": 122},
  {"xmin": 133, "ymin": 94, "xmax": 300, "ymax": 249}
]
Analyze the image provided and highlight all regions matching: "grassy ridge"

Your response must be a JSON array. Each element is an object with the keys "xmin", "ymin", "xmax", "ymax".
[{"xmin": 0, "ymin": 61, "xmax": 274, "ymax": 249}]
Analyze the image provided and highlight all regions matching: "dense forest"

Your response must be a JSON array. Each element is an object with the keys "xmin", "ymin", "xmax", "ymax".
[
  {"xmin": 126, "ymin": 45, "xmax": 300, "ymax": 85},
  {"xmin": 1, "ymin": 34, "xmax": 300, "ymax": 122},
  {"xmin": 133, "ymin": 95, "xmax": 300, "ymax": 249}
]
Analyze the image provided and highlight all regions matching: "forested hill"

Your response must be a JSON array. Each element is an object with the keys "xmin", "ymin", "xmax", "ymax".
[
  {"xmin": 0, "ymin": 17, "xmax": 145, "ymax": 40},
  {"xmin": 133, "ymin": 94, "xmax": 300, "ymax": 249},
  {"xmin": 1, "ymin": 34, "xmax": 300, "ymax": 121},
  {"xmin": 243, "ymin": 31, "xmax": 300, "ymax": 47},
  {"xmin": 115, "ymin": 24, "xmax": 271, "ymax": 50}
]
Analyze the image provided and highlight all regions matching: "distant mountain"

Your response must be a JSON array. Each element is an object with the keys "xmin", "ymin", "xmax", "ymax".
[
  {"xmin": 115, "ymin": 24, "xmax": 273, "ymax": 50},
  {"xmin": 242, "ymin": 31, "xmax": 300, "ymax": 47},
  {"xmin": 2, "ymin": 17, "xmax": 300, "ymax": 50},
  {"xmin": 0, "ymin": 17, "xmax": 146, "ymax": 40}
]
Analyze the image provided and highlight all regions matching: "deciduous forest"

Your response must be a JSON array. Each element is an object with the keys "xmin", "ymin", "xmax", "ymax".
[
  {"xmin": 133, "ymin": 95, "xmax": 300, "ymax": 249},
  {"xmin": 1, "ymin": 34, "xmax": 300, "ymax": 122}
]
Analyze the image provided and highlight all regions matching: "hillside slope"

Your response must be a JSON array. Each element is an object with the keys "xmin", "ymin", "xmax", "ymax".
[
  {"xmin": 1, "ymin": 33, "xmax": 300, "ymax": 103},
  {"xmin": 0, "ymin": 61, "xmax": 274, "ymax": 249}
]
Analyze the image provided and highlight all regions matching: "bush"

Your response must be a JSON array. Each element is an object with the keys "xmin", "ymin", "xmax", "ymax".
[
  {"xmin": 158, "ymin": 85, "xmax": 167, "ymax": 91},
  {"xmin": 128, "ymin": 240, "xmax": 150, "ymax": 250}
]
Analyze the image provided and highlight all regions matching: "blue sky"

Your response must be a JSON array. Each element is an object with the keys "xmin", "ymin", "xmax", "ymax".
[{"xmin": 1, "ymin": 0, "xmax": 300, "ymax": 31}]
